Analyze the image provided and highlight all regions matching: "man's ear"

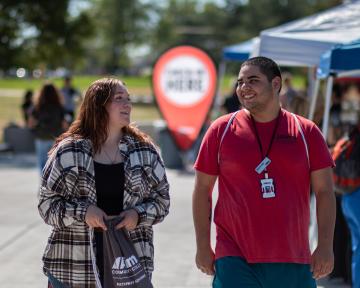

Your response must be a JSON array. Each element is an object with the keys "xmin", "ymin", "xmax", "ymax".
[{"xmin": 272, "ymin": 76, "xmax": 282, "ymax": 93}]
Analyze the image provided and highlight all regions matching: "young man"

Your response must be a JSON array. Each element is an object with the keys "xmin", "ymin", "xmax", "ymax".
[{"xmin": 193, "ymin": 57, "xmax": 336, "ymax": 287}]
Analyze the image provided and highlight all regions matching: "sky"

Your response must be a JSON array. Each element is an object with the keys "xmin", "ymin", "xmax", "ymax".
[{"xmin": 69, "ymin": 0, "xmax": 235, "ymax": 16}]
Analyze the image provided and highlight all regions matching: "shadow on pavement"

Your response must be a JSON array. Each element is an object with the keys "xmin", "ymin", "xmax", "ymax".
[
  {"xmin": 0, "ymin": 153, "xmax": 37, "ymax": 169},
  {"xmin": 317, "ymin": 276, "xmax": 351, "ymax": 288}
]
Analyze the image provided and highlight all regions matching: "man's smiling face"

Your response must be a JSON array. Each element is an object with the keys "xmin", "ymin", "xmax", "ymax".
[{"xmin": 236, "ymin": 65, "xmax": 279, "ymax": 113}]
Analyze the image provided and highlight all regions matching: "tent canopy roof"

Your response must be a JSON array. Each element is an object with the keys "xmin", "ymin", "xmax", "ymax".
[
  {"xmin": 317, "ymin": 40, "xmax": 360, "ymax": 78},
  {"xmin": 222, "ymin": 37, "xmax": 259, "ymax": 61},
  {"xmin": 257, "ymin": 1, "xmax": 360, "ymax": 66}
]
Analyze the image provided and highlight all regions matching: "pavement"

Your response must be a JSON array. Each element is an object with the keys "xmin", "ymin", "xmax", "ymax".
[{"xmin": 0, "ymin": 153, "xmax": 351, "ymax": 287}]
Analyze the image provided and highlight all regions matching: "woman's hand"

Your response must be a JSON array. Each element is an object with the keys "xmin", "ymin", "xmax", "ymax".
[
  {"xmin": 85, "ymin": 205, "xmax": 107, "ymax": 230},
  {"xmin": 115, "ymin": 209, "xmax": 139, "ymax": 231}
]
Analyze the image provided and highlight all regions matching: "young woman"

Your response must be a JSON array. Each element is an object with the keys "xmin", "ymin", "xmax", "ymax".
[
  {"xmin": 38, "ymin": 78, "xmax": 170, "ymax": 287},
  {"xmin": 29, "ymin": 83, "xmax": 67, "ymax": 171}
]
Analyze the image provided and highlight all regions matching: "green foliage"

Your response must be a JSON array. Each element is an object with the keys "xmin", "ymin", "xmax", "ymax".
[
  {"xmin": 150, "ymin": 0, "xmax": 228, "ymax": 60},
  {"xmin": 0, "ymin": 0, "xmax": 344, "ymax": 72},
  {"xmin": 0, "ymin": 1, "xmax": 24, "ymax": 70},
  {"xmin": 150, "ymin": 0, "xmax": 343, "ymax": 65},
  {"xmin": 0, "ymin": 0, "xmax": 94, "ymax": 71},
  {"xmin": 87, "ymin": 0, "xmax": 155, "ymax": 73},
  {"xmin": 0, "ymin": 75, "xmax": 151, "ymax": 91},
  {"xmin": 0, "ymin": 94, "xmax": 161, "ymax": 143}
]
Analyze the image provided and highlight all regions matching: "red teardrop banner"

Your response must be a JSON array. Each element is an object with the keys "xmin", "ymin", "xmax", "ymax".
[{"xmin": 152, "ymin": 46, "xmax": 217, "ymax": 151}]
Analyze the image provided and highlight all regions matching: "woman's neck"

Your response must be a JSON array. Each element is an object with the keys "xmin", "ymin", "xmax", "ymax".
[
  {"xmin": 94, "ymin": 129, "xmax": 124, "ymax": 164},
  {"xmin": 104, "ymin": 129, "xmax": 123, "ymax": 148}
]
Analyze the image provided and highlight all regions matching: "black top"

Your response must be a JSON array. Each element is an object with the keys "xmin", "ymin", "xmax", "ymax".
[
  {"xmin": 94, "ymin": 161, "xmax": 125, "ymax": 285},
  {"xmin": 94, "ymin": 161, "xmax": 124, "ymax": 215},
  {"xmin": 32, "ymin": 105, "xmax": 65, "ymax": 139}
]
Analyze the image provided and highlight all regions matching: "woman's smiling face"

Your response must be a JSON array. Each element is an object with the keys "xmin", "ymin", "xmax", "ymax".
[{"xmin": 106, "ymin": 83, "xmax": 132, "ymax": 130}]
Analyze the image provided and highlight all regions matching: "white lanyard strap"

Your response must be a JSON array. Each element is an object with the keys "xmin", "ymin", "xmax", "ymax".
[
  {"xmin": 218, "ymin": 111, "xmax": 239, "ymax": 164},
  {"xmin": 291, "ymin": 113, "xmax": 310, "ymax": 168},
  {"xmin": 217, "ymin": 111, "xmax": 309, "ymax": 169}
]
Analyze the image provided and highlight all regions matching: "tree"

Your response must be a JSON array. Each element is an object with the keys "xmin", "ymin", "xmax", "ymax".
[
  {"xmin": 149, "ymin": 1, "xmax": 225, "ymax": 62},
  {"xmin": 0, "ymin": 1, "xmax": 25, "ymax": 71},
  {"xmin": 88, "ymin": 0, "xmax": 154, "ymax": 74},
  {"xmin": 150, "ymin": 0, "xmax": 343, "ymax": 66},
  {"xmin": 214, "ymin": 0, "xmax": 342, "ymax": 48},
  {"xmin": 0, "ymin": 0, "xmax": 94, "ymax": 72},
  {"xmin": 22, "ymin": 0, "xmax": 94, "ymax": 70}
]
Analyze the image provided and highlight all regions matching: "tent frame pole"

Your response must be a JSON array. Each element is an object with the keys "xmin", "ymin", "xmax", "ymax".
[
  {"xmin": 308, "ymin": 78, "xmax": 320, "ymax": 121},
  {"xmin": 321, "ymin": 75, "xmax": 334, "ymax": 140},
  {"xmin": 214, "ymin": 60, "xmax": 227, "ymax": 117}
]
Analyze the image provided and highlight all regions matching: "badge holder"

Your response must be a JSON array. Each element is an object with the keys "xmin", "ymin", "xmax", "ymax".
[{"xmin": 261, "ymin": 172, "xmax": 275, "ymax": 199}]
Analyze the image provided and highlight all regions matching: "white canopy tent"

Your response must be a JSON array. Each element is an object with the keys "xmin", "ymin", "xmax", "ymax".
[
  {"xmin": 254, "ymin": 0, "xmax": 360, "ymax": 138},
  {"xmin": 251, "ymin": 2, "xmax": 360, "ymax": 249},
  {"xmin": 257, "ymin": 1, "xmax": 360, "ymax": 67},
  {"xmin": 315, "ymin": 40, "xmax": 360, "ymax": 138}
]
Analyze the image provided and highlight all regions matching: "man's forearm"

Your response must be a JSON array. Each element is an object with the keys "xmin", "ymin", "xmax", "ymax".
[
  {"xmin": 316, "ymin": 191, "xmax": 336, "ymax": 247},
  {"xmin": 193, "ymin": 189, "xmax": 212, "ymax": 249}
]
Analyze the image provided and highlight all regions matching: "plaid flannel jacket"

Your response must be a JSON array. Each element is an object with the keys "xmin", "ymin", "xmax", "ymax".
[{"xmin": 38, "ymin": 135, "xmax": 170, "ymax": 287}]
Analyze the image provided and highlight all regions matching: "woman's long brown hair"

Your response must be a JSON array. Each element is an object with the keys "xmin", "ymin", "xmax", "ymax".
[
  {"xmin": 51, "ymin": 77, "xmax": 153, "ymax": 154},
  {"xmin": 34, "ymin": 83, "xmax": 63, "ymax": 111}
]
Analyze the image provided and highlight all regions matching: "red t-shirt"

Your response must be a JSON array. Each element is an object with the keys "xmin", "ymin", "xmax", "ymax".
[{"xmin": 194, "ymin": 109, "xmax": 334, "ymax": 264}]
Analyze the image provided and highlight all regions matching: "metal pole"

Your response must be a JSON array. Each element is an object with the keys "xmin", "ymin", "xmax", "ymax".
[
  {"xmin": 321, "ymin": 75, "xmax": 334, "ymax": 140},
  {"xmin": 308, "ymin": 78, "xmax": 320, "ymax": 121},
  {"xmin": 213, "ymin": 60, "xmax": 227, "ymax": 117}
]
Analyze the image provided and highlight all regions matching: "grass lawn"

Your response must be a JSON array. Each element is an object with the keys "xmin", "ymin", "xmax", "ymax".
[
  {"xmin": 0, "ymin": 73, "xmax": 306, "ymax": 143},
  {"xmin": 0, "ymin": 75, "xmax": 151, "ymax": 89},
  {"xmin": 0, "ymin": 74, "xmax": 239, "ymax": 93},
  {"xmin": 0, "ymin": 75, "xmax": 153, "ymax": 97},
  {"xmin": 0, "ymin": 95, "xmax": 160, "ymax": 143}
]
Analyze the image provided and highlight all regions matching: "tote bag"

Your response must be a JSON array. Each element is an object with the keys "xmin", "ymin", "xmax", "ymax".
[{"xmin": 102, "ymin": 217, "xmax": 153, "ymax": 288}]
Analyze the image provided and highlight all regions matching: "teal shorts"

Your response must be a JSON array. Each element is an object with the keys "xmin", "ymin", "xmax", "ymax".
[{"xmin": 213, "ymin": 256, "xmax": 316, "ymax": 288}]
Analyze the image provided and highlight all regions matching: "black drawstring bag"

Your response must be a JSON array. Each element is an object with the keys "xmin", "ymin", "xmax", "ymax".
[{"xmin": 102, "ymin": 217, "xmax": 153, "ymax": 288}]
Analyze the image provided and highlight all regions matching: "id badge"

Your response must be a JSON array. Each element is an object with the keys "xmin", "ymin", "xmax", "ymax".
[
  {"xmin": 255, "ymin": 157, "xmax": 271, "ymax": 174},
  {"xmin": 260, "ymin": 174, "xmax": 275, "ymax": 199}
]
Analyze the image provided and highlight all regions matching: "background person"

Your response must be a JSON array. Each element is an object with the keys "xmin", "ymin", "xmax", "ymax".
[
  {"xmin": 38, "ymin": 78, "xmax": 170, "ymax": 287},
  {"xmin": 193, "ymin": 57, "xmax": 336, "ymax": 287},
  {"xmin": 332, "ymin": 95, "xmax": 360, "ymax": 288},
  {"xmin": 279, "ymin": 71, "xmax": 298, "ymax": 112},
  {"xmin": 328, "ymin": 83, "xmax": 344, "ymax": 147},
  {"xmin": 21, "ymin": 89, "xmax": 34, "ymax": 127},
  {"xmin": 222, "ymin": 82, "xmax": 241, "ymax": 114},
  {"xmin": 61, "ymin": 75, "xmax": 81, "ymax": 124},
  {"xmin": 28, "ymin": 83, "xmax": 67, "ymax": 171}
]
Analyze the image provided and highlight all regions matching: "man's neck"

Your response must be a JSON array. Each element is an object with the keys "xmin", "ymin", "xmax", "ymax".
[{"xmin": 248, "ymin": 106, "xmax": 281, "ymax": 123}]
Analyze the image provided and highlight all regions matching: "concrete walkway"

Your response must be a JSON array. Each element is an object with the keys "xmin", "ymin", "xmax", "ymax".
[{"xmin": 0, "ymin": 154, "xmax": 351, "ymax": 287}]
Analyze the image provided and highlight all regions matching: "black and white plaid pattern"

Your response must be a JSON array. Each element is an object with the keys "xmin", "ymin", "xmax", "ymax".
[{"xmin": 38, "ymin": 135, "xmax": 170, "ymax": 287}]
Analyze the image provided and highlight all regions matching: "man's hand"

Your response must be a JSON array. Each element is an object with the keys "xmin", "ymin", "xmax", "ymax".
[
  {"xmin": 193, "ymin": 171, "xmax": 217, "ymax": 276},
  {"xmin": 310, "ymin": 167, "xmax": 336, "ymax": 280},
  {"xmin": 115, "ymin": 209, "xmax": 139, "ymax": 231},
  {"xmin": 196, "ymin": 246, "xmax": 215, "ymax": 275},
  {"xmin": 85, "ymin": 205, "xmax": 107, "ymax": 230},
  {"xmin": 310, "ymin": 245, "xmax": 334, "ymax": 280}
]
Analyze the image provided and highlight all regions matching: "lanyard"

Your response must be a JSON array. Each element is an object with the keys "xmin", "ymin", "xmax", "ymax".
[{"xmin": 250, "ymin": 111, "xmax": 281, "ymax": 162}]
